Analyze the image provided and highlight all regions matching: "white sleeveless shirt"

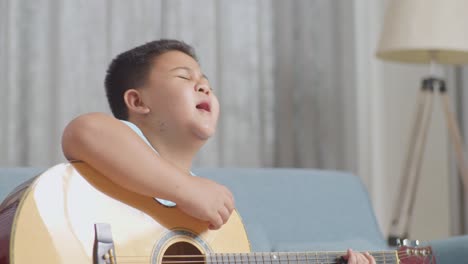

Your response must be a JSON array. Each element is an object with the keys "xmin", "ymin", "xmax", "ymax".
[{"xmin": 121, "ymin": 120, "xmax": 195, "ymax": 207}]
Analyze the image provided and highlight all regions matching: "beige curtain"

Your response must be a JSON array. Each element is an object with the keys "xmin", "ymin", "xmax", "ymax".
[{"xmin": 0, "ymin": 0, "xmax": 356, "ymax": 173}]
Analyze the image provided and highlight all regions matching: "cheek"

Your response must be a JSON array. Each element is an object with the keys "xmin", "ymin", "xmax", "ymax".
[
  {"xmin": 163, "ymin": 86, "xmax": 193, "ymax": 106},
  {"xmin": 211, "ymin": 99, "xmax": 221, "ymax": 122},
  {"xmin": 213, "ymin": 99, "xmax": 220, "ymax": 116},
  {"xmin": 145, "ymin": 92, "xmax": 191, "ymax": 121},
  {"xmin": 170, "ymin": 90, "xmax": 197, "ymax": 116}
]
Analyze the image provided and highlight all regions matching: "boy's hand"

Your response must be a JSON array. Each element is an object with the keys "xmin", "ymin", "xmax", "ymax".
[
  {"xmin": 176, "ymin": 176, "xmax": 235, "ymax": 230},
  {"xmin": 345, "ymin": 249, "xmax": 376, "ymax": 264}
]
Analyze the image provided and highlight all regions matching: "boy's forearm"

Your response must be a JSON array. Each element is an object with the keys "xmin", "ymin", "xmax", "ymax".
[{"xmin": 61, "ymin": 112, "xmax": 190, "ymax": 203}]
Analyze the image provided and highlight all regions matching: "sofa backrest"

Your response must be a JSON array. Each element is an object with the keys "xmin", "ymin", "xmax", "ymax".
[
  {"xmin": 0, "ymin": 167, "xmax": 45, "ymax": 202},
  {"xmin": 196, "ymin": 168, "xmax": 388, "ymax": 252}
]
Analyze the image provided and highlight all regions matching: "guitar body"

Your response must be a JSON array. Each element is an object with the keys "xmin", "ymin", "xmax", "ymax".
[{"xmin": 0, "ymin": 162, "xmax": 250, "ymax": 264}]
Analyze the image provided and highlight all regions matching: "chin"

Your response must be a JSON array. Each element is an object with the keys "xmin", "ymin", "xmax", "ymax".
[{"xmin": 192, "ymin": 126, "xmax": 216, "ymax": 141}]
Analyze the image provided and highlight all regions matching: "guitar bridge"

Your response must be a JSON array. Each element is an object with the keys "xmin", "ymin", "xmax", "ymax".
[{"xmin": 93, "ymin": 223, "xmax": 117, "ymax": 264}]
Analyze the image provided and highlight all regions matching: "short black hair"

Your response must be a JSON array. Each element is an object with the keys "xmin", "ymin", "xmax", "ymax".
[{"xmin": 104, "ymin": 39, "xmax": 198, "ymax": 120}]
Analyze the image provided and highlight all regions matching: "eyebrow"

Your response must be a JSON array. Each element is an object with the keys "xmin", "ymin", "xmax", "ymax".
[{"xmin": 169, "ymin": 66, "xmax": 209, "ymax": 80}]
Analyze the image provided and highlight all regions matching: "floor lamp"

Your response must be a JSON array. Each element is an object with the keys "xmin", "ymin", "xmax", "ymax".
[{"xmin": 376, "ymin": 0, "xmax": 468, "ymax": 245}]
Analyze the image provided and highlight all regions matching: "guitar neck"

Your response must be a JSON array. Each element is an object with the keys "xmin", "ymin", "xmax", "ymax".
[{"xmin": 204, "ymin": 251, "xmax": 398, "ymax": 264}]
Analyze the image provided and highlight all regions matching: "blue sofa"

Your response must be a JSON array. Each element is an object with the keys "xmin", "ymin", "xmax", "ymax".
[{"xmin": 1, "ymin": 165, "xmax": 467, "ymax": 263}]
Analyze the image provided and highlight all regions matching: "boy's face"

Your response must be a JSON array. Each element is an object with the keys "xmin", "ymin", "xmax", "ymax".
[{"xmin": 139, "ymin": 50, "xmax": 219, "ymax": 141}]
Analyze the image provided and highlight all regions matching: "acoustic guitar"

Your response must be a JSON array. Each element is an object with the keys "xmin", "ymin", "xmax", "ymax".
[{"xmin": 0, "ymin": 162, "xmax": 435, "ymax": 264}]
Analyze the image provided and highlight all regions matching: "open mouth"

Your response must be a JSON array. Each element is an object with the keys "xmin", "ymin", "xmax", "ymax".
[{"xmin": 196, "ymin": 102, "xmax": 211, "ymax": 112}]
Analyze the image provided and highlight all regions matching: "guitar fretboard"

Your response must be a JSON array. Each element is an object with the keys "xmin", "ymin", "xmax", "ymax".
[{"xmin": 205, "ymin": 251, "xmax": 398, "ymax": 264}]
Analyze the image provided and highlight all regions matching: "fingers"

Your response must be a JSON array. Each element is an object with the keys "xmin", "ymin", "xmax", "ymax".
[
  {"xmin": 209, "ymin": 206, "xmax": 232, "ymax": 228},
  {"xmin": 208, "ymin": 188, "xmax": 234, "ymax": 230},
  {"xmin": 219, "ymin": 205, "xmax": 231, "ymax": 223},
  {"xmin": 210, "ymin": 196, "xmax": 234, "ymax": 230},
  {"xmin": 347, "ymin": 249, "xmax": 357, "ymax": 264},
  {"xmin": 208, "ymin": 213, "xmax": 224, "ymax": 230},
  {"xmin": 346, "ymin": 249, "xmax": 375, "ymax": 264},
  {"xmin": 224, "ymin": 195, "xmax": 235, "ymax": 214},
  {"xmin": 364, "ymin": 252, "xmax": 376, "ymax": 264},
  {"xmin": 222, "ymin": 185, "xmax": 235, "ymax": 211},
  {"xmin": 180, "ymin": 177, "xmax": 235, "ymax": 230},
  {"xmin": 218, "ymin": 184, "xmax": 235, "ymax": 219}
]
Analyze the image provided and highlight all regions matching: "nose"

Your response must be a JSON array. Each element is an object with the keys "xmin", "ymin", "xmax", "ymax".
[{"xmin": 195, "ymin": 84, "xmax": 210, "ymax": 95}]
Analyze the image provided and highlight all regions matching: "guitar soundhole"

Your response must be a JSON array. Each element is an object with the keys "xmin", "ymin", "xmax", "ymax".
[{"xmin": 163, "ymin": 242, "xmax": 205, "ymax": 264}]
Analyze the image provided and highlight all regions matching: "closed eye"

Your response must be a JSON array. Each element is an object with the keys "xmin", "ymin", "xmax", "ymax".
[{"xmin": 177, "ymin": 76, "xmax": 190, "ymax": 80}]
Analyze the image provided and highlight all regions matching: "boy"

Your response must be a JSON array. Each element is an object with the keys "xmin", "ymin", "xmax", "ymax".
[{"xmin": 62, "ymin": 39, "xmax": 375, "ymax": 264}]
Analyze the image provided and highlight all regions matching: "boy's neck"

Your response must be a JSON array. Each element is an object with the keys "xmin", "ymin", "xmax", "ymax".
[
  {"xmin": 135, "ymin": 121, "xmax": 204, "ymax": 174},
  {"xmin": 149, "ymin": 139, "xmax": 198, "ymax": 174}
]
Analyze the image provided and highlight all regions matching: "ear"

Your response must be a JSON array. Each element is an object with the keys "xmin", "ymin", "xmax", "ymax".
[{"xmin": 123, "ymin": 89, "xmax": 150, "ymax": 115}]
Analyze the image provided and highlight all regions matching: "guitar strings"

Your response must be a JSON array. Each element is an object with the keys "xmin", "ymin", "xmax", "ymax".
[
  {"xmin": 114, "ymin": 260, "xmax": 416, "ymax": 264},
  {"xmin": 113, "ymin": 250, "xmax": 420, "ymax": 259},
  {"xmin": 109, "ymin": 248, "xmax": 433, "ymax": 264},
  {"xmin": 111, "ymin": 255, "xmax": 432, "ymax": 264},
  {"xmin": 113, "ymin": 249, "xmax": 424, "ymax": 259},
  {"xmin": 113, "ymin": 257, "xmax": 431, "ymax": 264},
  {"xmin": 114, "ymin": 247, "xmax": 425, "ymax": 257},
  {"xmin": 110, "ymin": 253, "xmax": 429, "ymax": 264}
]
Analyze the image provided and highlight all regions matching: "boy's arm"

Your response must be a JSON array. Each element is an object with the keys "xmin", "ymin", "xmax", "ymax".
[{"xmin": 62, "ymin": 112, "xmax": 233, "ymax": 229}]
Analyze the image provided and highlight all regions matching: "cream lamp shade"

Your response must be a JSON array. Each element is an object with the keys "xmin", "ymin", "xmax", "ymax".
[{"xmin": 376, "ymin": 0, "xmax": 468, "ymax": 65}]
